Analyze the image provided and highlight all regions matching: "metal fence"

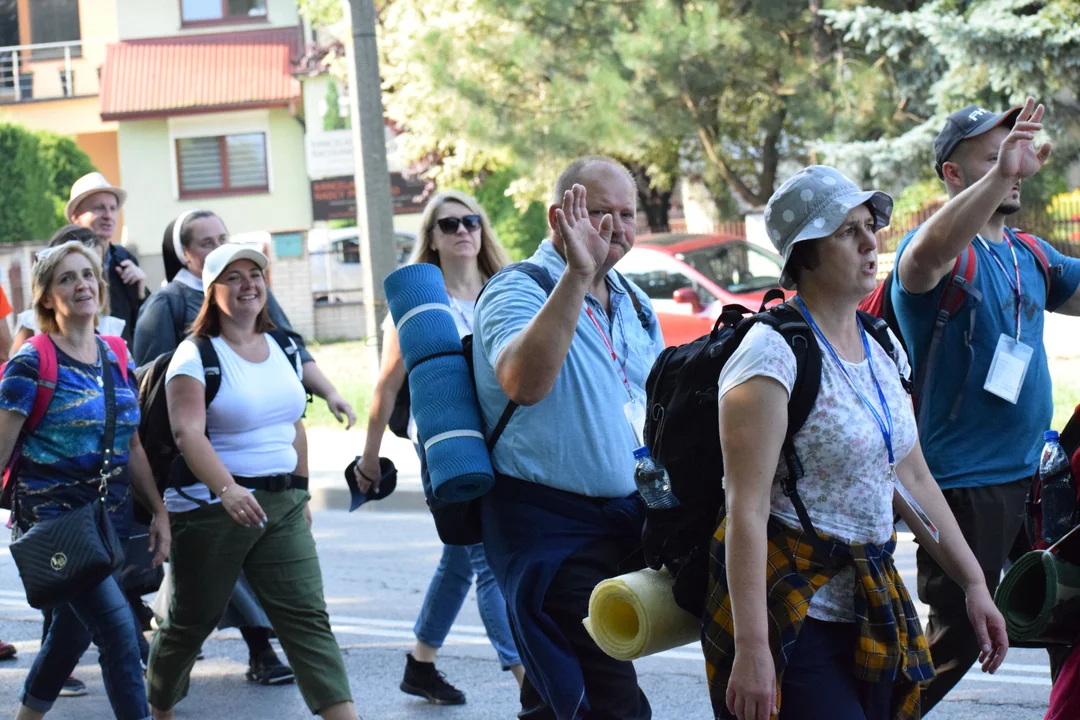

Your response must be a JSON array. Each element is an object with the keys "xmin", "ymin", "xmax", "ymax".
[
  {"xmin": 877, "ymin": 195, "xmax": 1080, "ymax": 257},
  {"xmin": 0, "ymin": 40, "xmax": 95, "ymax": 103}
]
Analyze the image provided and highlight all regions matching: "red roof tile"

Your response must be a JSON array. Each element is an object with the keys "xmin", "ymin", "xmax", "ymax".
[{"xmin": 100, "ymin": 27, "xmax": 303, "ymax": 120}]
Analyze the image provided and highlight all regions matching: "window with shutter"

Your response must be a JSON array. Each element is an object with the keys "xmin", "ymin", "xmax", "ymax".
[{"xmin": 176, "ymin": 133, "xmax": 269, "ymax": 198}]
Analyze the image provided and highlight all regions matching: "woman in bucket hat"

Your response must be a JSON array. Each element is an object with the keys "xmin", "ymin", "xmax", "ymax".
[{"xmin": 706, "ymin": 166, "xmax": 1009, "ymax": 720}]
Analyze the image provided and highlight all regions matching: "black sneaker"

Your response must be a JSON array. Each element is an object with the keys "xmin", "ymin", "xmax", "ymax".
[
  {"xmin": 246, "ymin": 648, "xmax": 295, "ymax": 685},
  {"xmin": 400, "ymin": 653, "xmax": 466, "ymax": 705},
  {"xmin": 58, "ymin": 676, "xmax": 87, "ymax": 697}
]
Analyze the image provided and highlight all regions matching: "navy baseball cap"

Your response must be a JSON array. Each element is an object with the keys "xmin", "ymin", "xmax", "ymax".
[{"xmin": 934, "ymin": 105, "xmax": 1023, "ymax": 179}]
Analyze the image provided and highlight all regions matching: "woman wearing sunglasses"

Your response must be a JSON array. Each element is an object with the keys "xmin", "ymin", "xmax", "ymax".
[{"xmin": 354, "ymin": 191, "xmax": 525, "ymax": 704}]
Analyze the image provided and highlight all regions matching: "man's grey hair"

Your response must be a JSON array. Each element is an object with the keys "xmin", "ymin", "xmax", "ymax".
[{"xmin": 552, "ymin": 156, "xmax": 638, "ymax": 205}]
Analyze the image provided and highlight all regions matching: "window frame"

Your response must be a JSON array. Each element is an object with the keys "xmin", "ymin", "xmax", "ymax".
[
  {"xmin": 178, "ymin": 0, "xmax": 268, "ymax": 28},
  {"xmin": 174, "ymin": 132, "xmax": 270, "ymax": 199},
  {"xmin": 29, "ymin": 0, "xmax": 83, "ymax": 57}
]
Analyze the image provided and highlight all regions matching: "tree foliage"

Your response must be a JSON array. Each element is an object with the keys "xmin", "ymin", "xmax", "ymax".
[
  {"xmin": 0, "ymin": 124, "xmax": 57, "ymax": 242},
  {"xmin": 0, "ymin": 125, "xmax": 97, "ymax": 242},
  {"xmin": 36, "ymin": 131, "xmax": 96, "ymax": 227},
  {"xmin": 820, "ymin": 0, "xmax": 1080, "ymax": 199},
  {"xmin": 376, "ymin": 0, "xmax": 925, "ymax": 217}
]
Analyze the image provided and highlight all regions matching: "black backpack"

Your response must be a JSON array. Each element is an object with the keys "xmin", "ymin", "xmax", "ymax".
[
  {"xmin": 134, "ymin": 329, "xmax": 302, "ymax": 522},
  {"xmin": 421, "ymin": 262, "xmax": 650, "ymax": 545},
  {"xmin": 641, "ymin": 289, "xmax": 906, "ymax": 619}
]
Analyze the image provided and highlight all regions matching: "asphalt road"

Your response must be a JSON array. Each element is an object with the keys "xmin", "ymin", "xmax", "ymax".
[{"xmin": 0, "ymin": 509, "xmax": 1052, "ymax": 719}]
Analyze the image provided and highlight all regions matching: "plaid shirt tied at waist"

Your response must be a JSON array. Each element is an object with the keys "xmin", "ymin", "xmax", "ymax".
[{"xmin": 703, "ymin": 515, "xmax": 935, "ymax": 720}]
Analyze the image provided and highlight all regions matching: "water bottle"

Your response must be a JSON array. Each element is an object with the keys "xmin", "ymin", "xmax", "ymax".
[
  {"xmin": 633, "ymin": 446, "xmax": 680, "ymax": 510},
  {"xmin": 1040, "ymin": 430, "xmax": 1076, "ymax": 545}
]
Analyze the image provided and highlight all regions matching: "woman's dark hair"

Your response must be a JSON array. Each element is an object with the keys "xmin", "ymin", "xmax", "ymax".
[
  {"xmin": 48, "ymin": 224, "xmax": 102, "ymax": 249},
  {"xmin": 161, "ymin": 210, "xmax": 223, "ymax": 282},
  {"xmin": 785, "ymin": 238, "xmax": 821, "ymax": 287}
]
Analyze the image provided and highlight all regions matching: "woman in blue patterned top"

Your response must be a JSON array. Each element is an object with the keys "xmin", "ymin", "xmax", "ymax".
[{"xmin": 0, "ymin": 240, "xmax": 170, "ymax": 720}]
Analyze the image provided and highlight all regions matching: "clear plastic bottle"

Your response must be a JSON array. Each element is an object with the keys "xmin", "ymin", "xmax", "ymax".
[
  {"xmin": 1040, "ymin": 430, "xmax": 1076, "ymax": 545},
  {"xmin": 633, "ymin": 446, "xmax": 680, "ymax": 510}
]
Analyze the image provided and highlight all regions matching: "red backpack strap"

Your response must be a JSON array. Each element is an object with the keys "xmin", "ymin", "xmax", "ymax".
[
  {"xmin": 938, "ymin": 245, "xmax": 979, "ymax": 315},
  {"xmin": 101, "ymin": 335, "xmax": 129, "ymax": 384},
  {"xmin": 24, "ymin": 335, "xmax": 58, "ymax": 433},
  {"xmin": 1012, "ymin": 231, "xmax": 1052, "ymax": 301},
  {"xmin": 912, "ymin": 245, "xmax": 982, "ymax": 424}
]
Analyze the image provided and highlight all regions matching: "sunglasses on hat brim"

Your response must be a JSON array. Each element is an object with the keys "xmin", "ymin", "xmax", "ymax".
[{"xmin": 436, "ymin": 215, "xmax": 482, "ymax": 234}]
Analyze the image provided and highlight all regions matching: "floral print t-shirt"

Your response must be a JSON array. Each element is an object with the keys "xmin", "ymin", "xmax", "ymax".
[
  {"xmin": 0, "ymin": 339, "xmax": 139, "ymax": 538},
  {"xmin": 717, "ymin": 321, "xmax": 916, "ymax": 622}
]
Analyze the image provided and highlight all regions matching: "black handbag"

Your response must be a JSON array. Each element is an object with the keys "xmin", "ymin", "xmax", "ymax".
[{"xmin": 9, "ymin": 338, "xmax": 126, "ymax": 609}]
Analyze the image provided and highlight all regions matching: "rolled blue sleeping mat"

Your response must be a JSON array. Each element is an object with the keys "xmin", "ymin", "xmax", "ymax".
[{"xmin": 384, "ymin": 264, "xmax": 495, "ymax": 503}]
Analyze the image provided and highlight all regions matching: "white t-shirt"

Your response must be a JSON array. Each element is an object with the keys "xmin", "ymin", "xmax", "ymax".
[
  {"xmin": 16, "ymin": 309, "xmax": 126, "ymax": 338},
  {"xmin": 718, "ymin": 321, "xmax": 916, "ymax": 622},
  {"xmin": 164, "ymin": 334, "xmax": 307, "ymax": 513},
  {"xmin": 399, "ymin": 296, "xmax": 475, "ymax": 443}
]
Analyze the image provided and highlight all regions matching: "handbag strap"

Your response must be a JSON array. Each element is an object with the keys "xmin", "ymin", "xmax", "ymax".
[{"xmin": 97, "ymin": 337, "xmax": 118, "ymax": 497}]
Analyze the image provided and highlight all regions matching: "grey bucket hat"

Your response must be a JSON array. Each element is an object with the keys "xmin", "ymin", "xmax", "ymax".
[{"xmin": 764, "ymin": 165, "xmax": 893, "ymax": 289}]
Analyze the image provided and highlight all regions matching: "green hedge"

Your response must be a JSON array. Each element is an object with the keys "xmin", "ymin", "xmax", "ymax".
[{"xmin": 0, "ymin": 123, "xmax": 97, "ymax": 243}]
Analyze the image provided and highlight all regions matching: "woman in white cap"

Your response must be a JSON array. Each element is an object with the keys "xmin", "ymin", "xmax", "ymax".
[
  {"xmin": 145, "ymin": 244, "xmax": 357, "ymax": 720},
  {"xmin": 707, "ymin": 166, "xmax": 1009, "ymax": 720},
  {"xmin": 134, "ymin": 211, "xmax": 357, "ymax": 684}
]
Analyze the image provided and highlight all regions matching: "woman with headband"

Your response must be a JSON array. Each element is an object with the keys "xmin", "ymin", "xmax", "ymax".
[{"xmin": 132, "ymin": 210, "xmax": 356, "ymax": 687}]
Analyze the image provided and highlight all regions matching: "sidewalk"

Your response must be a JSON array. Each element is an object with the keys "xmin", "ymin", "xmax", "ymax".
[{"xmin": 307, "ymin": 428, "xmax": 428, "ymax": 512}]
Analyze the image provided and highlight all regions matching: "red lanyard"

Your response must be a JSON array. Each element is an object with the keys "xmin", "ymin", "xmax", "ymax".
[{"xmin": 585, "ymin": 306, "xmax": 634, "ymax": 400}]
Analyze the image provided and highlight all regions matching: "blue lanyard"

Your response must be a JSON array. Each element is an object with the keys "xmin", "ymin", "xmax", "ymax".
[{"xmin": 794, "ymin": 296, "xmax": 895, "ymax": 467}]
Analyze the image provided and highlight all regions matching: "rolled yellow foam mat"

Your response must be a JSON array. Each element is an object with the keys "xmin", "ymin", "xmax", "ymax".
[{"xmin": 583, "ymin": 568, "xmax": 701, "ymax": 661}]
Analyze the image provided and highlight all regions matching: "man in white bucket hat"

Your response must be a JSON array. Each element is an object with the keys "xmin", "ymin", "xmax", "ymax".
[{"xmin": 67, "ymin": 172, "xmax": 146, "ymax": 344}]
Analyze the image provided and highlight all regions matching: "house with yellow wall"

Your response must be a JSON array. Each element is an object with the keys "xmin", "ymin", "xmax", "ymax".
[
  {"xmin": 0, "ymin": 0, "xmax": 122, "ymax": 201},
  {"xmin": 104, "ymin": 0, "xmax": 313, "ymax": 288}
]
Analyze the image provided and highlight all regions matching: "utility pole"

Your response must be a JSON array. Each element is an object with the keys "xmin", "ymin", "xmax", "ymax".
[{"xmin": 346, "ymin": 0, "xmax": 396, "ymax": 375}]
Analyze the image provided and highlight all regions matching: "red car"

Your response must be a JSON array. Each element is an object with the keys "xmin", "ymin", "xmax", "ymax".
[{"xmin": 616, "ymin": 233, "xmax": 791, "ymax": 347}]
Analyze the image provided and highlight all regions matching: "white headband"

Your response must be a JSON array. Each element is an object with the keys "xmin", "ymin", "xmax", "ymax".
[{"xmin": 172, "ymin": 210, "xmax": 196, "ymax": 264}]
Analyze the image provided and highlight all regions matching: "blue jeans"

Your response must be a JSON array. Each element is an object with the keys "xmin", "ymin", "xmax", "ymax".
[
  {"xmin": 414, "ymin": 542, "xmax": 521, "ymax": 669},
  {"xmin": 413, "ymin": 443, "xmax": 520, "ymax": 669},
  {"xmin": 22, "ymin": 574, "xmax": 150, "ymax": 720},
  {"xmin": 779, "ymin": 619, "xmax": 893, "ymax": 720}
]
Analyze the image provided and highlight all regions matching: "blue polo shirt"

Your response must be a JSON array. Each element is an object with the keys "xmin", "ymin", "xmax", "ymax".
[
  {"xmin": 892, "ymin": 227, "xmax": 1080, "ymax": 489},
  {"xmin": 473, "ymin": 241, "xmax": 665, "ymax": 498}
]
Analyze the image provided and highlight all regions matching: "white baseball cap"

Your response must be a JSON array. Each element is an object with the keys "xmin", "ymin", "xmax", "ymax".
[
  {"xmin": 202, "ymin": 243, "xmax": 269, "ymax": 287},
  {"xmin": 66, "ymin": 172, "xmax": 127, "ymax": 220}
]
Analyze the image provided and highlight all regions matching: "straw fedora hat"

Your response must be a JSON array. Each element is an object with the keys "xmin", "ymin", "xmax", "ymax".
[{"xmin": 66, "ymin": 172, "xmax": 127, "ymax": 220}]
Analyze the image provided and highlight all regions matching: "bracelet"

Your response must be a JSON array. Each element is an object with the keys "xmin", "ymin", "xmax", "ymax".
[{"xmin": 219, "ymin": 484, "xmax": 234, "ymax": 497}]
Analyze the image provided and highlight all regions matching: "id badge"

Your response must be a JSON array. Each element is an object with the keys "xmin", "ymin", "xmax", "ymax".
[
  {"xmin": 983, "ymin": 334, "xmax": 1033, "ymax": 404},
  {"xmin": 892, "ymin": 469, "xmax": 940, "ymax": 543},
  {"xmin": 624, "ymin": 398, "xmax": 646, "ymax": 447}
]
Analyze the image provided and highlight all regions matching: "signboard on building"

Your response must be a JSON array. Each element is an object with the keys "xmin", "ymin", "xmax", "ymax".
[
  {"xmin": 311, "ymin": 174, "xmax": 430, "ymax": 221},
  {"xmin": 305, "ymin": 130, "xmax": 355, "ymax": 180},
  {"xmin": 305, "ymin": 127, "xmax": 408, "ymax": 179}
]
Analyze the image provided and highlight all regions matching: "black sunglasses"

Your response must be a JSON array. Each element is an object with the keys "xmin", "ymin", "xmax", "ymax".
[{"xmin": 436, "ymin": 215, "xmax": 482, "ymax": 234}]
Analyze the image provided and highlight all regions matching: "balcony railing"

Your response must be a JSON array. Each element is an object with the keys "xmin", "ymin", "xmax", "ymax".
[{"xmin": 0, "ymin": 40, "xmax": 100, "ymax": 104}]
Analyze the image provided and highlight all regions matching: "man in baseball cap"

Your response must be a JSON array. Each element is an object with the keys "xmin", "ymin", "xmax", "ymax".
[
  {"xmin": 67, "ymin": 172, "xmax": 147, "ymax": 344},
  {"xmin": 932, "ymin": 104, "xmax": 1024, "ymax": 179},
  {"xmin": 890, "ymin": 97, "xmax": 1080, "ymax": 711}
]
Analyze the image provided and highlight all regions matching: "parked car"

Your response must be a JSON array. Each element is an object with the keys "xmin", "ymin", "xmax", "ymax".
[
  {"xmin": 306, "ymin": 227, "xmax": 415, "ymax": 303},
  {"xmin": 615, "ymin": 232, "xmax": 790, "ymax": 347}
]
